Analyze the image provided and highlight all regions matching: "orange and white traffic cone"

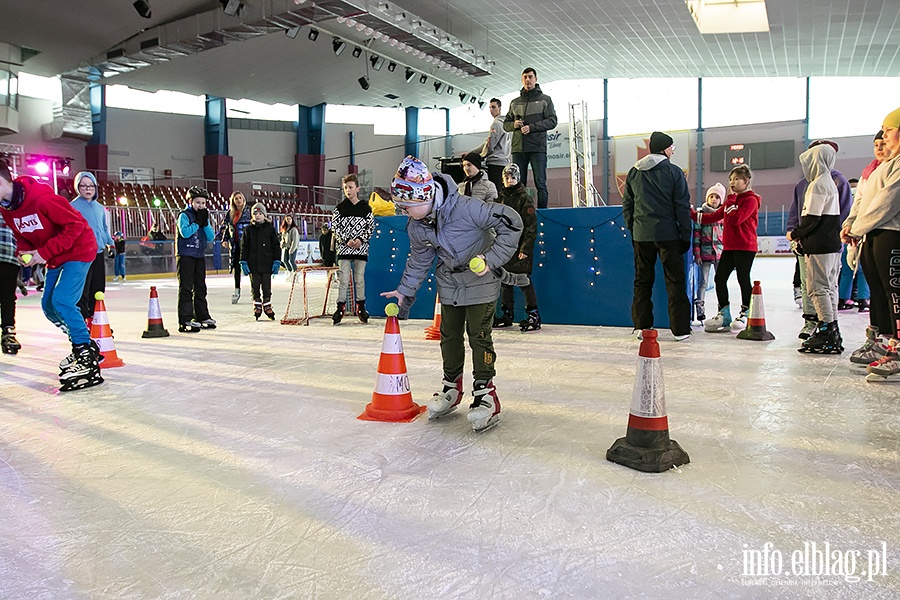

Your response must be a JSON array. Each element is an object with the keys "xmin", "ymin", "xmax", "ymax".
[
  {"xmin": 359, "ymin": 304, "xmax": 426, "ymax": 422},
  {"xmin": 142, "ymin": 286, "xmax": 170, "ymax": 338},
  {"xmin": 606, "ymin": 329, "xmax": 689, "ymax": 472},
  {"xmin": 737, "ymin": 281, "xmax": 775, "ymax": 341},
  {"xmin": 90, "ymin": 292, "xmax": 125, "ymax": 368},
  {"xmin": 424, "ymin": 296, "xmax": 442, "ymax": 340}
]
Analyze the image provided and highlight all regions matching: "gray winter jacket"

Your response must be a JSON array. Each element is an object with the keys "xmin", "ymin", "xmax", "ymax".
[
  {"xmin": 503, "ymin": 84, "xmax": 558, "ymax": 154},
  {"xmin": 397, "ymin": 173, "xmax": 523, "ymax": 308}
]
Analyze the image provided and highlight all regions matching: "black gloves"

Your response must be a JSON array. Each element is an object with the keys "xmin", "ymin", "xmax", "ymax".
[{"xmin": 195, "ymin": 208, "xmax": 209, "ymax": 227}]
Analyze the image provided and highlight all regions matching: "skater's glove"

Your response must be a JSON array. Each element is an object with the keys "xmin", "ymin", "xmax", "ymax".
[
  {"xmin": 240, "ymin": 261, "xmax": 250, "ymax": 276},
  {"xmin": 271, "ymin": 260, "xmax": 281, "ymax": 275},
  {"xmin": 106, "ymin": 245, "xmax": 116, "ymax": 259},
  {"xmin": 195, "ymin": 209, "xmax": 209, "ymax": 227}
]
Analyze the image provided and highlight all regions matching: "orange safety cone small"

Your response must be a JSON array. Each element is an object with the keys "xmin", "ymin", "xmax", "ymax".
[
  {"xmin": 90, "ymin": 292, "xmax": 125, "ymax": 369},
  {"xmin": 142, "ymin": 286, "xmax": 170, "ymax": 338},
  {"xmin": 424, "ymin": 296, "xmax": 442, "ymax": 340},
  {"xmin": 607, "ymin": 329, "xmax": 689, "ymax": 472},
  {"xmin": 359, "ymin": 303, "xmax": 426, "ymax": 422},
  {"xmin": 737, "ymin": 281, "xmax": 775, "ymax": 341}
]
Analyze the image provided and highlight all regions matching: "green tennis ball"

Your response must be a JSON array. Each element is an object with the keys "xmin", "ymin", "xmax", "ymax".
[
  {"xmin": 385, "ymin": 303, "xmax": 400, "ymax": 317},
  {"xmin": 469, "ymin": 256, "xmax": 486, "ymax": 273},
  {"xmin": 20, "ymin": 253, "xmax": 32, "ymax": 265},
  {"xmin": 94, "ymin": 291, "xmax": 105, "ymax": 300}
]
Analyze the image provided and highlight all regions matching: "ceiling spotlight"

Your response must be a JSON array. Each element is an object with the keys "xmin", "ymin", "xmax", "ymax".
[
  {"xmin": 308, "ymin": 28, "xmax": 319, "ymax": 41},
  {"xmin": 285, "ymin": 26, "xmax": 301, "ymax": 39},
  {"xmin": 358, "ymin": 76, "xmax": 370, "ymax": 90},
  {"xmin": 459, "ymin": 92, "xmax": 468, "ymax": 104},
  {"xmin": 404, "ymin": 68, "xmax": 416, "ymax": 83},
  {"xmin": 332, "ymin": 37, "xmax": 345, "ymax": 55},
  {"xmin": 419, "ymin": 74, "xmax": 428, "ymax": 84},
  {"xmin": 387, "ymin": 61, "xmax": 397, "ymax": 72},
  {"xmin": 434, "ymin": 81, "xmax": 445, "ymax": 94},
  {"xmin": 447, "ymin": 85, "xmax": 454, "ymax": 95},
  {"xmin": 133, "ymin": 0, "xmax": 152, "ymax": 18},
  {"xmin": 220, "ymin": 0, "xmax": 242, "ymax": 16},
  {"xmin": 370, "ymin": 55, "xmax": 385, "ymax": 71},
  {"xmin": 469, "ymin": 96, "xmax": 476, "ymax": 104},
  {"xmin": 352, "ymin": 46, "xmax": 363, "ymax": 58},
  {"xmin": 477, "ymin": 100, "xmax": 485, "ymax": 110}
]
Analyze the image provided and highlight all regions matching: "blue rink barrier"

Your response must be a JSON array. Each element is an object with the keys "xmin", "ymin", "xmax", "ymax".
[{"xmin": 366, "ymin": 207, "xmax": 689, "ymax": 329}]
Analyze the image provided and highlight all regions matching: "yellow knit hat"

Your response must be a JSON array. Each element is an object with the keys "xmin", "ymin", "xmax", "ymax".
[{"xmin": 883, "ymin": 106, "xmax": 900, "ymax": 130}]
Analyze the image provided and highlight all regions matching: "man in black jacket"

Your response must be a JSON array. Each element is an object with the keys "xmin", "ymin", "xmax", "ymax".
[
  {"xmin": 503, "ymin": 68, "xmax": 557, "ymax": 209},
  {"xmin": 622, "ymin": 131, "xmax": 693, "ymax": 340}
]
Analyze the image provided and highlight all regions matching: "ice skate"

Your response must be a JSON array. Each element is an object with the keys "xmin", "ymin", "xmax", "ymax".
[
  {"xmin": 200, "ymin": 318, "xmax": 217, "ymax": 329},
  {"xmin": 493, "ymin": 305, "xmax": 514, "ymax": 329},
  {"xmin": 426, "ymin": 374, "xmax": 463, "ymax": 420},
  {"xmin": 1, "ymin": 326, "xmax": 21, "ymax": 355},
  {"xmin": 798, "ymin": 314, "xmax": 818, "ymax": 339},
  {"xmin": 231, "ymin": 288, "xmax": 241, "ymax": 304},
  {"xmin": 866, "ymin": 341, "xmax": 900, "ymax": 382},
  {"xmin": 59, "ymin": 343, "xmax": 104, "ymax": 392},
  {"xmin": 263, "ymin": 302, "xmax": 276, "ymax": 321},
  {"xmin": 857, "ymin": 299, "xmax": 870, "ymax": 313},
  {"xmin": 113, "ymin": 275, "xmax": 119, "ymax": 282},
  {"xmin": 178, "ymin": 320, "xmax": 202, "ymax": 333},
  {"xmin": 730, "ymin": 305, "xmax": 748, "ymax": 330},
  {"xmin": 332, "ymin": 301, "xmax": 345, "ymax": 325},
  {"xmin": 253, "ymin": 302, "xmax": 262, "ymax": 320},
  {"xmin": 798, "ymin": 321, "xmax": 843, "ymax": 354},
  {"xmin": 704, "ymin": 305, "xmax": 732, "ymax": 332},
  {"xmin": 468, "ymin": 379, "xmax": 501, "ymax": 433},
  {"xmin": 793, "ymin": 287, "xmax": 803, "ymax": 308},
  {"xmin": 356, "ymin": 300, "xmax": 369, "ymax": 324},
  {"xmin": 850, "ymin": 326, "xmax": 886, "ymax": 372},
  {"xmin": 58, "ymin": 340, "xmax": 103, "ymax": 372},
  {"xmin": 520, "ymin": 307, "xmax": 541, "ymax": 332}
]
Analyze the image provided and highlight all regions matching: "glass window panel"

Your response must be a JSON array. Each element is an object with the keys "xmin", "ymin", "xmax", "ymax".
[
  {"xmin": 607, "ymin": 78, "xmax": 698, "ymax": 136},
  {"xmin": 809, "ymin": 77, "xmax": 900, "ymax": 138},
  {"xmin": 702, "ymin": 77, "xmax": 805, "ymax": 128},
  {"xmin": 106, "ymin": 85, "xmax": 205, "ymax": 115}
]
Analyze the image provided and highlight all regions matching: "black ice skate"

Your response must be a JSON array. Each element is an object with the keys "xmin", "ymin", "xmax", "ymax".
[
  {"xmin": 468, "ymin": 379, "xmax": 501, "ymax": 433},
  {"xmin": 356, "ymin": 300, "xmax": 369, "ymax": 324},
  {"xmin": 520, "ymin": 307, "xmax": 541, "ymax": 332},
  {"xmin": 58, "ymin": 340, "xmax": 104, "ymax": 373},
  {"xmin": 332, "ymin": 301, "xmax": 345, "ymax": 325},
  {"xmin": 493, "ymin": 305, "xmax": 514, "ymax": 329},
  {"xmin": 178, "ymin": 320, "xmax": 202, "ymax": 333},
  {"xmin": 1, "ymin": 326, "xmax": 21, "ymax": 355},
  {"xmin": 253, "ymin": 302, "xmax": 263, "ymax": 320},
  {"xmin": 200, "ymin": 318, "xmax": 217, "ymax": 329},
  {"xmin": 263, "ymin": 302, "xmax": 276, "ymax": 321},
  {"xmin": 798, "ymin": 321, "xmax": 843, "ymax": 354},
  {"xmin": 59, "ymin": 343, "xmax": 104, "ymax": 392}
]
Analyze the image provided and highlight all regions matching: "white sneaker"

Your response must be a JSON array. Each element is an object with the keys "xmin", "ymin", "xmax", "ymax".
[
  {"xmin": 468, "ymin": 380, "xmax": 501, "ymax": 432},
  {"xmin": 427, "ymin": 375, "xmax": 463, "ymax": 420},
  {"xmin": 674, "ymin": 332, "xmax": 692, "ymax": 342}
]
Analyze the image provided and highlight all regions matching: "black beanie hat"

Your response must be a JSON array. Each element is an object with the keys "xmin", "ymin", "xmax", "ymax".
[
  {"xmin": 462, "ymin": 151, "xmax": 483, "ymax": 170},
  {"xmin": 649, "ymin": 131, "xmax": 674, "ymax": 154}
]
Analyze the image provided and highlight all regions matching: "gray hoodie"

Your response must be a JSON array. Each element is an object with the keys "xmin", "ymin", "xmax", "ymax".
[
  {"xmin": 846, "ymin": 153, "xmax": 900, "ymax": 236},
  {"xmin": 397, "ymin": 173, "xmax": 522, "ymax": 307}
]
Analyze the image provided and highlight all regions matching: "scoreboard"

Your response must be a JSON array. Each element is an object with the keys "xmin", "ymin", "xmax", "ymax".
[{"xmin": 709, "ymin": 140, "xmax": 796, "ymax": 172}]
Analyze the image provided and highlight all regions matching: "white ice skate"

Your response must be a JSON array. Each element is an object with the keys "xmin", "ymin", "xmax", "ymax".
[
  {"xmin": 849, "ymin": 327, "xmax": 886, "ymax": 373},
  {"xmin": 730, "ymin": 306, "xmax": 748, "ymax": 331},
  {"xmin": 704, "ymin": 306, "xmax": 732, "ymax": 333},
  {"xmin": 231, "ymin": 288, "xmax": 241, "ymax": 304},
  {"xmin": 467, "ymin": 380, "xmax": 501, "ymax": 433},
  {"xmin": 427, "ymin": 375, "xmax": 463, "ymax": 420}
]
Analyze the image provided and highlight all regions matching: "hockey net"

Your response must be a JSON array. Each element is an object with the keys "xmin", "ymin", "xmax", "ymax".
[{"xmin": 281, "ymin": 266, "xmax": 342, "ymax": 325}]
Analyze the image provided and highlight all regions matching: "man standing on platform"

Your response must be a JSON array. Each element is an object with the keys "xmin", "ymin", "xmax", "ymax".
[
  {"xmin": 473, "ymin": 98, "xmax": 511, "ymax": 193},
  {"xmin": 622, "ymin": 131, "xmax": 693, "ymax": 341},
  {"xmin": 504, "ymin": 68, "xmax": 557, "ymax": 209}
]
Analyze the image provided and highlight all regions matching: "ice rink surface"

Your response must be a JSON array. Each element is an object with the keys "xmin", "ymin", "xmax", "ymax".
[{"xmin": 1, "ymin": 257, "xmax": 898, "ymax": 599}]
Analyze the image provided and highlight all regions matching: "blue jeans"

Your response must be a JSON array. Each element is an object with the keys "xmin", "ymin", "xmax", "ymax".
[
  {"xmin": 282, "ymin": 249, "xmax": 297, "ymax": 272},
  {"xmin": 838, "ymin": 244, "xmax": 869, "ymax": 300},
  {"xmin": 43, "ymin": 260, "xmax": 92, "ymax": 345},
  {"xmin": 512, "ymin": 152, "xmax": 548, "ymax": 209},
  {"xmin": 114, "ymin": 253, "xmax": 126, "ymax": 277}
]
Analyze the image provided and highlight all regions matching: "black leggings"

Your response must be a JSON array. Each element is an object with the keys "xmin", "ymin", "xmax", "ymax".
[
  {"xmin": 715, "ymin": 250, "xmax": 755, "ymax": 310},
  {"xmin": 500, "ymin": 282, "xmax": 537, "ymax": 309},
  {"xmin": 859, "ymin": 229, "xmax": 900, "ymax": 338},
  {"xmin": 0, "ymin": 262, "xmax": 17, "ymax": 328},
  {"xmin": 231, "ymin": 244, "xmax": 242, "ymax": 289}
]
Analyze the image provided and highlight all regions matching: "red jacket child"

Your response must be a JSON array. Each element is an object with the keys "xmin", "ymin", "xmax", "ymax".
[{"xmin": 693, "ymin": 189, "xmax": 761, "ymax": 252}]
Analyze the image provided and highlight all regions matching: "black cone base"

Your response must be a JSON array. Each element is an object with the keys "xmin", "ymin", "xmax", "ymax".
[
  {"xmin": 737, "ymin": 326, "xmax": 775, "ymax": 341},
  {"xmin": 142, "ymin": 327, "xmax": 170, "ymax": 338},
  {"xmin": 606, "ymin": 437, "xmax": 690, "ymax": 473}
]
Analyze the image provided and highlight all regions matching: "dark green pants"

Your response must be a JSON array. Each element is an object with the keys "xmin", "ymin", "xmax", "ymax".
[{"xmin": 439, "ymin": 301, "xmax": 496, "ymax": 382}]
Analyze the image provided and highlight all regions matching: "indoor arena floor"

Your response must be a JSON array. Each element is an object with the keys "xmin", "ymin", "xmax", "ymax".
[{"xmin": 1, "ymin": 257, "xmax": 898, "ymax": 599}]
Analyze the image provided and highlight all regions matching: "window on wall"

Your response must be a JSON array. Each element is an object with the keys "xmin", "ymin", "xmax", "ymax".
[
  {"xmin": 106, "ymin": 85, "xmax": 205, "ymax": 115},
  {"xmin": 449, "ymin": 104, "xmax": 490, "ymax": 135},
  {"xmin": 418, "ymin": 108, "xmax": 447, "ymax": 137},
  {"xmin": 17, "ymin": 71, "xmax": 61, "ymax": 104},
  {"xmin": 607, "ymin": 78, "xmax": 698, "ymax": 136},
  {"xmin": 226, "ymin": 98, "xmax": 297, "ymax": 121},
  {"xmin": 702, "ymin": 78, "xmax": 805, "ymax": 128},
  {"xmin": 324, "ymin": 105, "xmax": 405, "ymax": 135},
  {"xmin": 538, "ymin": 79, "xmax": 606, "ymax": 126},
  {"xmin": 809, "ymin": 77, "xmax": 900, "ymax": 138}
]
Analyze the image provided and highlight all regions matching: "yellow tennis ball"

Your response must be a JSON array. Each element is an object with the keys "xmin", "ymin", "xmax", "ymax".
[
  {"xmin": 20, "ymin": 253, "xmax": 32, "ymax": 265},
  {"xmin": 385, "ymin": 303, "xmax": 400, "ymax": 317},
  {"xmin": 469, "ymin": 256, "xmax": 486, "ymax": 273},
  {"xmin": 94, "ymin": 291, "xmax": 105, "ymax": 300}
]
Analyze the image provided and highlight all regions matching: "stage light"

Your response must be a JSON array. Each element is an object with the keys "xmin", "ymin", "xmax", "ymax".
[
  {"xmin": 447, "ymin": 85, "xmax": 453, "ymax": 95},
  {"xmin": 118, "ymin": 196, "xmax": 129, "ymax": 206},
  {"xmin": 470, "ymin": 96, "xmax": 477, "ymax": 104},
  {"xmin": 33, "ymin": 161, "xmax": 49, "ymax": 175},
  {"xmin": 358, "ymin": 76, "xmax": 370, "ymax": 90},
  {"xmin": 133, "ymin": 0, "xmax": 152, "ymax": 18},
  {"xmin": 286, "ymin": 26, "xmax": 301, "ymax": 39},
  {"xmin": 404, "ymin": 68, "xmax": 416, "ymax": 83},
  {"xmin": 419, "ymin": 74, "xmax": 428, "ymax": 84},
  {"xmin": 308, "ymin": 28, "xmax": 319, "ymax": 41},
  {"xmin": 352, "ymin": 46, "xmax": 362, "ymax": 58},
  {"xmin": 370, "ymin": 55, "xmax": 385, "ymax": 71},
  {"xmin": 220, "ymin": 0, "xmax": 242, "ymax": 16},
  {"xmin": 434, "ymin": 82, "xmax": 444, "ymax": 94},
  {"xmin": 332, "ymin": 37, "xmax": 345, "ymax": 55},
  {"xmin": 459, "ymin": 92, "xmax": 468, "ymax": 104},
  {"xmin": 153, "ymin": 198, "xmax": 162, "ymax": 207},
  {"xmin": 387, "ymin": 61, "xmax": 397, "ymax": 72}
]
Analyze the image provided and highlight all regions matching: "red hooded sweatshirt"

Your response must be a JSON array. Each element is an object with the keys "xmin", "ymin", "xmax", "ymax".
[
  {"xmin": 0, "ymin": 176, "xmax": 97, "ymax": 268},
  {"xmin": 694, "ymin": 190, "xmax": 761, "ymax": 252}
]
